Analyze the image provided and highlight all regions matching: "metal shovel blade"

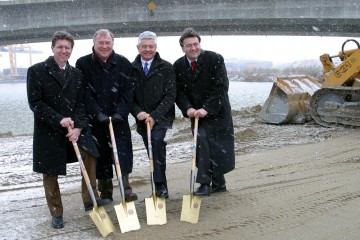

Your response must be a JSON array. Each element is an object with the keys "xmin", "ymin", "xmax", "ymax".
[
  {"xmin": 180, "ymin": 194, "xmax": 202, "ymax": 224},
  {"xmin": 145, "ymin": 196, "xmax": 167, "ymax": 225},
  {"xmin": 89, "ymin": 205, "xmax": 116, "ymax": 237},
  {"xmin": 114, "ymin": 201, "xmax": 140, "ymax": 233}
]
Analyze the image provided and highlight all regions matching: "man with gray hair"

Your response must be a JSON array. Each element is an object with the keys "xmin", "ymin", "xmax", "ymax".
[
  {"xmin": 76, "ymin": 29, "xmax": 137, "ymax": 204},
  {"xmin": 131, "ymin": 31, "xmax": 176, "ymax": 198}
]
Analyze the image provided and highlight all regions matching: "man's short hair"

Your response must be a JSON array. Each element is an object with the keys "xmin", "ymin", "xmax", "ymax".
[
  {"xmin": 179, "ymin": 28, "xmax": 201, "ymax": 47},
  {"xmin": 51, "ymin": 31, "xmax": 74, "ymax": 48},
  {"xmin": 93, "ymin": 29, "xmax": 114, "ymax": 43},
  {"xmin": 137, "ymin": 31, "xmax": 157, "ymax": 46}
]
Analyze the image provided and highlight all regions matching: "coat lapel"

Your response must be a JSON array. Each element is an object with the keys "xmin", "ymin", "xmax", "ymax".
[{"xmin": 45, "ymin": 57, "xmax": 69, "ymax": 89}]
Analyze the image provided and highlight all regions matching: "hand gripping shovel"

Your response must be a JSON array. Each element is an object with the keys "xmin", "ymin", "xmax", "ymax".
[
  {"xmin": 180, "ymin": 117, "xmax": 202, "ymax": 224},
  {"xmin": 109, "ymin": 117, "xmax": 140, "ymax": 233},
  {"xmin": 67, "ymin": 127, "xmax": 115, "ymax": 237},
  {"xmin": 145, "ymin": 121, "xmax": 167, "ymax": 225}
]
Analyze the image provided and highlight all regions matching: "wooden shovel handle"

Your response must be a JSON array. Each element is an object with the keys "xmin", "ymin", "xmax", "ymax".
[
  {"xmin": 67, "ymin": 127, "xmax": 97, "ymax": 206},
  {"xmin": 108, "ymin": 118, "xmax": 126, "ymax": 202},
  {"xmin": 146, "ymin": 121, "xmax": 154, "ymax": 172},
  {"xmin": 109, "ymin": 117, "xmax": 123, "ymax": 178},
  {"xmin": 191, "ymin": 118, "xmax": 199, "ymax": 171}
]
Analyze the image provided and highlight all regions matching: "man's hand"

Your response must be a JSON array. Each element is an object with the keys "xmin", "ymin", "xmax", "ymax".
[
  {"xmin": 145, "ymin": 115, "xmax": 155, "ymax": 130},
  {"xmin": 67, "ymin": 127, "xmax": 82, "ymax": 142},
  {"xmin": 60, "ymin": 117, "xmax": 74, "ymax": 128},
  {"xmin": 194, "ymin": 108, "xmax": 208, "ymax": 118},
  {"xmin": 136, "ymin": 111, "xmax": 148, "ymax": 121},
  {"xmin": 187, "ymin": 108, "xmax": 196, "ymax": 118}
]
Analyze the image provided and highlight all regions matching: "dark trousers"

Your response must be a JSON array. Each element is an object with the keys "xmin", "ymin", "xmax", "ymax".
[
  {"xmin": 43, "ymin": 149, "xmax": 99, "ymax": 217},
  {"xmin": 141, "ymin": 127, "xmax": 167, "ymax": 184},
  {"xmin": 80, "ymin": 150, "xmax": 100, "ymax": 204},
  {"xmin": 195, "ymin": 126, "xmax": 225, "ymax": 186}
]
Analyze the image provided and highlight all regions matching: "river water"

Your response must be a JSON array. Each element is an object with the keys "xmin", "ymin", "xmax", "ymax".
[{"xmin": 0, "ymin": 80, "xmax": 273, "ymax": 136}]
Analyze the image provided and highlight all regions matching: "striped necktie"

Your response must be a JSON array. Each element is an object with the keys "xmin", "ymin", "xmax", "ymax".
[{"xmin": 144, "ymin": 62, "xmax": 149, "ymax": 76}]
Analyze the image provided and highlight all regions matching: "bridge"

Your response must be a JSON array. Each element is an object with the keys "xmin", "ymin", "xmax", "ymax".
[{"xmin": 0, "ymin": 0, "xmax": 360, "ymax": 45}]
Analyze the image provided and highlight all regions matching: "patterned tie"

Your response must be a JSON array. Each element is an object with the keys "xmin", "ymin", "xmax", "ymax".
[
  {"xmin": 144, "ymin": 62, "xmax": 149, "ymax": 76},
  {"xmin": 191, "ymin": 61, "xmax": 196, "ymax": 72}
]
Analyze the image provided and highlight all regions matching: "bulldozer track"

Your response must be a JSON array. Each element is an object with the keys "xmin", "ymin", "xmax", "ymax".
[{"xmin": 310, "ymin": 86, "xmax": 360, "ymax": 127}]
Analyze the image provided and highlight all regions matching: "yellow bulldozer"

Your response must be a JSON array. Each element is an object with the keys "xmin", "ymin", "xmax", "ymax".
[{"xmin": 259, "ymin": 39, "xmax": 360, "ymax": 127}]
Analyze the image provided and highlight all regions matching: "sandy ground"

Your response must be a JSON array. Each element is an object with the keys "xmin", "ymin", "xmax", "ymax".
[{"xmin": 1, "ymin": 106, "xmax": 360, "ymax": 240}]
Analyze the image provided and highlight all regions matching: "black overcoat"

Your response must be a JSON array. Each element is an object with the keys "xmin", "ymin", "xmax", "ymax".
[
  {"xmin": 27, "ymin": 56, "xmax": 99, "ymax": 175},
  {"xmin": 131, "ymin": 52, "xmax": 176, "ymax": 135},
  {"xmin": 174, "ymin": 50, "xmax": 235, "ymax": 176},
  {"xmin": 76, "ymin": 51, "xmax": 134, "ymax": 178}
]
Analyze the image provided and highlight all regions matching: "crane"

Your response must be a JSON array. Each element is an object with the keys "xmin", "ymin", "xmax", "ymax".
[{"xmin": 0, "ymin": 44, "xmax": 35, "ymax": 80}]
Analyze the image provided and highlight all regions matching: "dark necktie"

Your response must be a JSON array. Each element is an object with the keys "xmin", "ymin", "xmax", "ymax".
[
  {"xmin": 144, "ymin": 62, "xmax": 149, "ymax": 76},
  {"xmin": 191, "ymin": 61, "xmax": 197, "ymax": 72}
]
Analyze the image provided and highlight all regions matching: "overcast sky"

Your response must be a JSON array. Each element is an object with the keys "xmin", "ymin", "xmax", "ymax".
[{"xmin": 1, "ymin": 35, "xmax": 359, "ymax": 71}]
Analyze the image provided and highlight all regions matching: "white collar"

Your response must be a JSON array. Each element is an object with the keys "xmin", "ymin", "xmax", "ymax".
[{"xmin": 141, "ymin": 58, "xmax": 153, "ymax": 67}]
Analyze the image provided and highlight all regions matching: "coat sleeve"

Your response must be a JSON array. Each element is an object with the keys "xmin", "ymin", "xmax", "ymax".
[
  {"xmin": 202, "ymin": 53, "xmax": 229, "ymax": 116},
  {"xmin": 72, "ymin": 73, "xmax": 88, "ymax": 129},
  {"xmin": 131, "ymin": 81, "xmax": 143, "ymax": 118},
  {"xmin": 75, "ymin": 59, "xmax": 103, "ymax": 119},
  {"xmin": 114, "ymin": 64, "xmax": 134, "ymax": 118},
  {"xmin": 150, "ymin": 64, "xmax": 176, "ymax": 122},
  {"xmin": 174, "ymin": 61, "xmax": 193, "ymax": 117},
  {"xmin": 27, "ymin": 66, "xmax": 63, "ymax": 128}
]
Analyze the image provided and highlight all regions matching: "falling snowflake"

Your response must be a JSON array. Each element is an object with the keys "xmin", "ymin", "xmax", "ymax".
[{"xmin": 312, "ymin": 26, "xmax": 320, "ymax": 32}]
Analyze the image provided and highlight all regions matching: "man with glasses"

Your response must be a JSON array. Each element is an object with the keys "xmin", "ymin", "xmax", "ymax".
[
  {"xmin": 76, "ymin": 29, "xmax": 137, "ymax": 204},
  {"xmin": 174, "ymin": 28, "xmax": 235, "ymax": 196},
  {"xmin": 27, "ymin": 31, "xmax": 106, "ymax": 229}
]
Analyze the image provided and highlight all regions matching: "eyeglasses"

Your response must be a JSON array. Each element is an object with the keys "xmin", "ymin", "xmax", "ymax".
[
  {"xmin": 184, "ymin": 42, "xmax": 200, "ymax": 49},
  {"xmin": 96, "ymin": 41, "xmax": 113, "ymax": 46},
  {"xmin": 55, "ymin": 45, "xmax": 72, "ymax": 50}
]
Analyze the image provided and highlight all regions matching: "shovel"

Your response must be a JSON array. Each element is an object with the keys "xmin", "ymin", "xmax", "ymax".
[
  {"xmin": 145, "ymin": 121, "xmax": 167, "ymax": 225},
  {"xmin": 108, "ymin": 117, "xmax": 140, "ymax": 233},
  {"xmin": 67, "ymin": 127, "xmax": 116, "ymax": 237},
  {"xmin": 180, "ymin": 117, "xmax": 202, "ymax": 224}
]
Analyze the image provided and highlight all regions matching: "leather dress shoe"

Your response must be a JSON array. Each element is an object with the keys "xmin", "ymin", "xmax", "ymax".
[
  {"xmin": 194, "ymin": 184, "xmax": 211, "ymax": 196},
  {"xmin": 51, "ymin": 216, "xmax": 64, "ymax": 229},
  {"xmin": 155, "ymin": 183, "xmax": 169, "ymax": 199},
  {"xmin": 84, "ymin": 198, "xmax": 112, "ymax": 211},
  {"xmin": 125, "ymin": 192, "xmax": 138, "ymax": 202},
  {"xmin": 211, "ymin": 184, "xmax": 227, "ymax": 193}
]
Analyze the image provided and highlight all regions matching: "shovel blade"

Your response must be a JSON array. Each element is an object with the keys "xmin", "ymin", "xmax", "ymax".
[
  {"xmin": 180, "ymin": 194, "xmax": 202, "ymax": 224},
  {"xmin": 114, "ymin": 202, "xmax": 140, "ymax": 233},
  {"xmin": 89, "ymin": 206, "xmax": 116, "ymax": 237},
  {"xmin": 145, "ymin": 196, "xmax": 167, "ymax": 225}
]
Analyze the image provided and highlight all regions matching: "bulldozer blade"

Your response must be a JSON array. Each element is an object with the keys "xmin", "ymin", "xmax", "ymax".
[
  {"xmin": 114, "ymin": 201, "xmax": 140, "ymax": 233},
  {"xmin": 89, "ymin": 205, "xmax": 116, "ymax": 237},
  {"xmin": 259, "ymin": 75, "xmax": 321, "ymax": 124},
  {"xmin": 145, "ymin": 196, "xmax": 167, "ymax": 225},
  {"xmin": 180, "ymin": 194, "xmax": 202, "ymax": 224}
]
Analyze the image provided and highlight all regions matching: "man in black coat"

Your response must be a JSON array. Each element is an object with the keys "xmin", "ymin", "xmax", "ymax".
[
  {"xmin": 174, "ymin": 28, "xmax": 235, "ymax": 196},
  {"xmin": 131, "ymin": 31, "xmax": 176, "ymax": 198},
  {"xmin": 27, "ymin": 31, "xmax": 110, "ymax": 229},
  {"xmin": 76, "ymin": 29, "xmax": 137, "ymax": 202}
]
